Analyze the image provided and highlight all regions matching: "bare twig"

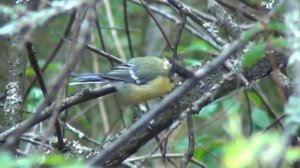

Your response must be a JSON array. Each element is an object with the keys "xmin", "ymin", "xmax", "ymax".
[
  {"xmin": 129, "ymin": 0, "xmax": 222, "ymax": 50},
  {"xmin": 94, "ymin": 10, "xmax": 107, "ymax": 52},
  {"xmin": 180, "ymin": 114, "xmax": 195, "ymax": 168},
  {"xmin": 0, "ymin": 85, "xmax": 117, "ymax": 141},
  {"xmin": 126, "ymin": 153, "xmax": 205, "ymax": 168},
  {"xmin": 262, "ymin": 114, "xmax": 287, "ymax": 133},
  {"xmin": 244, "ymin": 91, "xmax": 253, "ymax": 136},
  {"xmin": 196, "ymin": 143, "xmax": 222, "ymax": 163},
  {"xmin": 252, "ymin": 83, "xmax": 284, "ymax": 130},
  {"xmin": 140, "ymin": 0, "xmax": 174, "ymax": 51},
  {"xmin": 26, "ymin": 42, "xmax": 64, "ymax": 151},
  {"xmin": 92, "ymin": 53, "xmax": 110, "ymax": 134},
  {"xmin": 167, "ymin": 0, "xmax": 227, "ymax": 47},
  {"xmin": 103, "ymin": 0, "xmax": 126, "ymax": 60},
  {"xmin": 26, "ymin": 42, "xmax": 47, "ymax": 95},
  {"xmin": 214, "ymin": 0, "xmax": 258, "ymax": 21},
  {"xmin": 85, "ymin": 44, "xmax": 124, "ymax": 64},
  {"xmin": 172, "ymin": 12, "xmax": 186, "ymax": 60},
  {"xmin": 24, "ymin": 11, "xmax": 76, "ymax": 98},
  {"xmin": 123, "ymin": 0, "xmax": 134, "ymax": 58},
  {"xmin": 59, "ymin": 120, "xmax": 102, "ymax": 146}
]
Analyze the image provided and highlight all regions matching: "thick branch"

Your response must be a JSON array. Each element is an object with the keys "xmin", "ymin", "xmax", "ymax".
[
  {"xmin": 2, "ymin": 35, "xmax": 26, "ymax": 132},
  {"xmin": 0, "ymin": 1, "xmax": 87, "ymax": 38}
]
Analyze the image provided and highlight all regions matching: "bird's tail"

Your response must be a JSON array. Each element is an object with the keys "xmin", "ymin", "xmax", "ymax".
[{"xmin": 69, "ymin": 73, "xmax": 105, "ymax": 85}]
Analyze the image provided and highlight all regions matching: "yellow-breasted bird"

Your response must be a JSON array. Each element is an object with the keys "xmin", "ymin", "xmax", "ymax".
[{"xmin": 70, "ymin": 56, "xmax": 175, "ymax": 103}]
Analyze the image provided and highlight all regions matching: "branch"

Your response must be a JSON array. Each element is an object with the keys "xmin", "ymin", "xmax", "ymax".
[
  {"xmin": 0, "ymin": 85, "xmax": 117, "ymax": 141},
  {"xmin": 2, "ymin": 35, "xmax": 26, "ymax": 132},
  {"xmin": 205, "ymin": 0, "xmax": 242, "ymax": 37},
  {"xmin": 0, "ymin": 1, "xmax": 87, "ymax": 38}
]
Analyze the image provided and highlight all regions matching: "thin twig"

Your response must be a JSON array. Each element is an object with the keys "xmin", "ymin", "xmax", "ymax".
[
  {"xmin": 103, "ymin": 0, "xmax": 126, "ymax": 60},
  {"xmin": 172, "ymin": 12, "xmax": 186, "ymax": 60},
  {"xmin": 129, "ymin": 0, "xmax": 222, "ymax": 50},
  {"xmin": 252, "ymin": 83, "xmax": 284, "ymax": 130},
  {"xmin": 59, "ymin": 120, "xmax": 102, "ymax": 146},
  {"xmin": 26, "ymin": 42, "xmax": 64, "ymax": 151},
  {"xmin": 140, "ymin": 0, "xmax": 174, "ymax": 51},
  {"xmin": 92, "ymin": 53, "xmax": 110, "ymax": 134},
  {"xmin": 85, "ymin": 44, "xmax": 124, "ymax": 64},
  {"xmin": 180, "ymin": 114, "xmax": 195, "ymax": 168},
  {"xmin": 195, "ymin": 143, "xmax": 222, "ymax": 163},
  {"xmin": 244, "ymin": 91, "xmax": 253, "ymax": 136},
  {"xmin": 0, "ymin": 85, "xmax": 117, "ymax": 141},
  {"xmin": 214, "ymin": 0, "xmax": 258, "ymax": 21},
  {"xmin": 123, "ymin": 0, "xmax": 134, "ymax": 58},
  {"xmin": 94, "ymin": 7, "xmax": 107, "ymax": 52},
  {"xmin": 93, "ymin": 6, "xmax": 115, "ymax": 68},
  {"xmin": 24, "ymin": 11, "xmax": 76, "ymax": 98},
  {"xmin": 262, "ymin": 114, "xmax": 287, "ymax": 133},
  {"xmin": 26, "ymin": 42, "xmax": 47, "ymax": 95},
  {"xmin": 167, "ymin": 0, "xmax": 227, "ymax": 46}
]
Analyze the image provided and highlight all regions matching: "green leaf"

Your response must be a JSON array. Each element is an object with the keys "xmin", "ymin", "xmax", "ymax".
[
  {"xmin": 243, "ymin": 0, "xmax": 261, "ymax": 6},
  {"xmin": 15, "ymin": 155, "xmax": 43, "ymax": 168},
  {"xmin": 46, "ymin": 62, "xmax": 62, "ymax": 71},
  {"xmin": 183, "ymin": 57, "xmax": 202, "ymax": 66},
  {"xmin": 223, "ymin": 133, "xmax": 281, "ymax": 168},
  {"xmin": 173, "ymin": 139, "xmax": 188, "ymax": 152},
  {"xmin": 25, "ymin": 62, "xmax": 62, "ymax": 77},
  {"xmin": 286, "ymin": 148, "xmax": 300, "ymax": 163},
  {"xmin": 195, "ymin": 136, "xmax": 211, "ymax": 144},
  {"xmin": 251, "ymin": 107, "xmax": 271, "ymax": 128},
  {"xmin": 268, "ymin": 22, "xmax": 286, "ymax": 34},
  {"xmin": 270, "ymin": 38, "xmax": 288, "ymax": 48},
  {"xmin": 25, "ymin": 87, "xmax": 44, "ymax": 112},
  {"xmin": 181, "ymin": 40, "xmax": 216, "ymax": 54},
  {"xmin": 247, "ymin": 91, "xmax": 262, "ymax": 106},
  {"xmin": 27, "ymin": 87, "xmax": 43, "ymax": 100},
  {"xmin": 241, "ymin": 24, "xmax": 263, "ymax": 41},
  {"xmin": 25, "ymin": 67, "xmax": 35, "ymax": 76},
  {"xmin": 44, "ymin": 154, "xmax": 87, "ymax": 168},
  {"xmin": 198, "ymin": 102, "xmax": 219, "ymax": 118},
  {"xmin": 242, "ymin": 42, "xmax": 266, "ymax": 68},
  {"xmin": 0, "ymin": 152, "xmax": 14, "ymax": 168},
  {"xmin": 194, "ymin": 148, "xmax": 205, "ymax": 160}
]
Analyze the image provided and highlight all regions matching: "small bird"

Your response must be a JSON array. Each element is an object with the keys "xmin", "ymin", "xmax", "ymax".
[{"xmin": 70, "ymin": 56, "xmax": 175, "ymax": 103}]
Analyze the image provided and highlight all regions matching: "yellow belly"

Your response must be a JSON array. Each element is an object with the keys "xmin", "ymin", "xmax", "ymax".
[{"xmin": 118, "ymin": 76, "xmax": 175, "ymax": 103}]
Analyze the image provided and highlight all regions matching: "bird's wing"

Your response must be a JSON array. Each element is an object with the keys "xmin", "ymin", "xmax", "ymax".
[
  {"xmin": 70, "ymin": 62, "xmax": 143, "ymax": 85},
  {"xmin": 70, "ymin": 72, "xmax": 136, "ymax": 84},
  {"xmin": 108, "ymin": 62, "xmax": 145, "ymax": 84},
  {"xmin": 70, "ymin": 74, "xmax": 103, "ymax": 82}
]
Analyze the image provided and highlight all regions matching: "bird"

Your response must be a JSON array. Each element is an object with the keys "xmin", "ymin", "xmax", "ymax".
[{"xmin": 70, "ymin": 56, "xmax": 175, "ymax": 103}]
